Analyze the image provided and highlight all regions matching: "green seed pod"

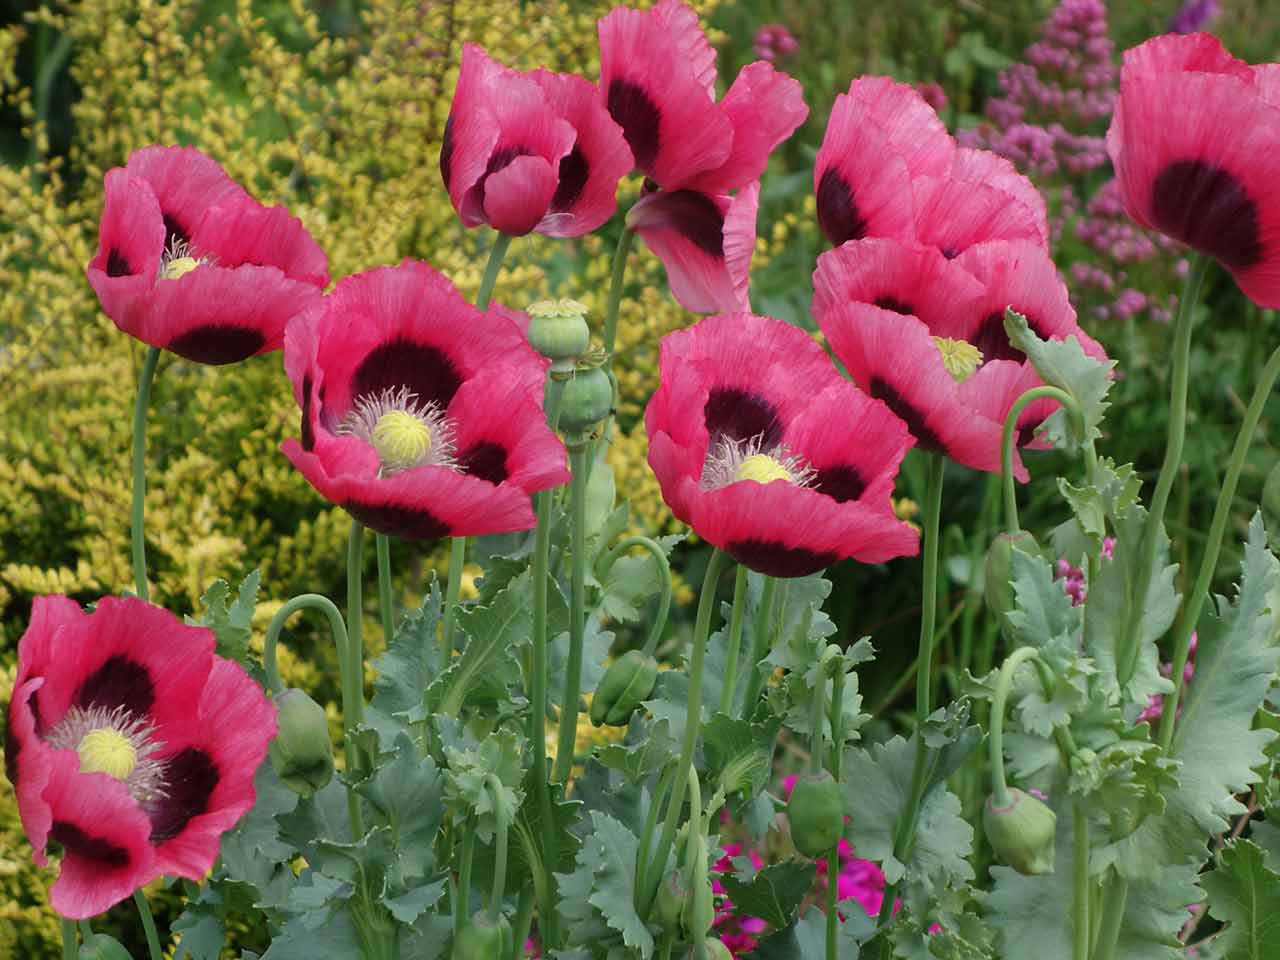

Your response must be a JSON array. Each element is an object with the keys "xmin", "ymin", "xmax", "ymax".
[
  {"xmin": 590, "ymin": 650, "xmax": 659, "ymax": 726},
  {"xmin": 655, "ymin": 870, "xmax": 688, "ymax": 934},
  {"xmin": 527, "ymin": 298, "xmax": 590, "ymax": 363},
  {"xmin": 787, "ymin": 770, "xmax": 845, "ymax": 859},
  {"xmin": 984, "ymin": 530, "xmax": 1040, "ymax": 635},
  {"xmin": 452, "ymin": 911, "xmax": 512, "ymax": 959},
  {"xmin": 268, "ymin": 689, "xmax": 334, "ymax": 798},
  {"xmin": 558, "ymin": 367, "xmax": 614, "ymax": 434},
  {"xmin": 984, "ymin": 788, "xmax": 1057, "ymax": 875}
]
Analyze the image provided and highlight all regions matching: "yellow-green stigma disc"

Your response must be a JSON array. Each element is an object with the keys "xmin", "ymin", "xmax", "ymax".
[
  {"xmin": 734, "ymin": 454, "xmax": 793, "ymax": 485},
  {"xmin": 372, "ymin": 409, "xmax": 432, "ymax": 473},
  {"xmin": 160, "ymin": 256, "xmax": 200, "ymax": 281},
  {"xmin": 527, "ymin": 297, "xmax": 590, "ymax": 322},
  {"xmin": 77, "ymin": 728, "xmax": 137, "ymax": 781},
  {"xmin": 933, "ymin": 337, "xmax": 983, "ymax": 383}
]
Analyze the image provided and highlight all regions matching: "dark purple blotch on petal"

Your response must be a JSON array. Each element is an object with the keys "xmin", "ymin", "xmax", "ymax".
[
  {"xmin": 1151, "ymin": 159, "xmax": 1262, "ymax": 269},
  {"xmin": 344, "ymin": 501, "xmax": 451, "ymax": 541},
  {"xmin": 149, "ymin": 747, "xmax": 218, "ymax": 844},
  {"xmin": 168, "ymin": 326, "xmax": 267, "ymax": 365},
  {"xmin": 873, "ymin": 297, "xmax": 914, "ymax": 316},
  {"xmin": 816, "ymin": 167, "xmax": 867, "ymax": 247},
  {"xmin": 75, "ymin": 655, "xmax": 155, "ymax": 718},
  {"xmin": 652, "ymin": 190, "xmax": 725, "ymax": 256},
  {"xmin": 704, "ymin": 388, "xmax": 783, "ymax": 449},
  {"xmin": 440, "ymin": 116, "xmax": 456, "ymax": 190},
  {"xmin": 352, "ymin": 338, "xmax": 464, "ymax": 411},
  {"xmin": 607, "ymin": 79, "xmax": 661, "ymax": 171},
  {"xmin": 813, "ymin": 464, "xmax": 866, "ymax": 503},
  {"xmin": 457, "ymin": 441, "xmax": 509, "ymax": 485},
  {"xmin": 726, "ymin": 540, "xmax": 837, "ymax": 578},
  {"xmin": 473, "ymin": 145, "xmax": 534, "ymax": 215},
  {"xmin": 551, "ymin": 144, "xmax": 590, "ymax": 213},
  {"xmin": 106, "ymin": 249, "xmax": 133, "ymax": 278},
  {"xmin": 162, "ymin": 213, "xmax": 189, "ymax": 251},
  {"xmin": 868, "ymin": 377, "xmax": 945, "ymax": 454},
  {"xmin": 969, "ymin": 311, "xmax": 1049, "ymax": 366},
  {"xmin": 50, "ymin": 821, "xmax": 131, "ymax": 867},
  {"xmin": 300, "ymin": 375, "xmax": 315, "ymax": 452}
]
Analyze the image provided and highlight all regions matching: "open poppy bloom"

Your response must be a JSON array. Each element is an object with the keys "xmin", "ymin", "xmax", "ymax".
[
  {"xmin": 1107, "ymin": 33, "xmax": 1280, "ymax": 307},
  {"xmin": 599, "ymin": 0, "xmax": 807, "ymax": 312},
  {"xmin": 645, "ymin": 312, "xmax": 918, "ymax": 577},
  {"xmin": 4, "ymin": 596, "xmax": 275, "ymax": 919},
  {"xmin": 86, "ymin": 146, "xmax": 329, "ymax": 364},
  {"xmin": 440, "ymin": 44, "xmax": 634, "ymax": 237},
  {"xmin": 812, "ymin": 238, "xmax": 1106, "ymax": 477},
  {"xmin": 281, "ymin": 260, "xmax": 569, "ymax": 540}
]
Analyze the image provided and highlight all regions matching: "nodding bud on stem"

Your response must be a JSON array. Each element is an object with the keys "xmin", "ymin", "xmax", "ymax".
[
  {"xmin": 452, "ymin": 910, "xmax": 512, "ymax": 958},
  {"xmin": 655, "ymin": 870, "xmax": 689, "ymax": 934},
  {"xmin": 268, "ymin": 689, "xmax": 334, "ymax": 798},
  {"xmin": 786, "ymin": 770, "xmax": 845, "ymax": 859},
  {"xmin": 590, "ymin": 650, "xmax": 659, "ymax": 726},
  {"xmin": 984, "ymin": 530, "xmax": 1041, "ymax": 636},
  {"xmin": 983, "ymin": 788, "xmax": 1057, "ymax": 875}
]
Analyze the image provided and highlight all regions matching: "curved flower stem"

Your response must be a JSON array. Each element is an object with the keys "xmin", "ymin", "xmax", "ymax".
[
  {"xmin": 131, "ymin": 346, "xmax": 161, "ymax": 601},
  {"xmin": 375, "ymin": 534, "xmax": 394, "ymax": 642},
  {"xmin": 476, "ymin": 232, "xmax": 512, "ymax": 311},
  {"xmin": 530, "ymin": 378, "xmax": 567, "ymax": 947},
  {"xmin": 1158, "ymin": 338, "xmax": 1280, "ymax": 749},
  {"xmin": 1092, "ymin": 877, "xmax": 1129, "ymax": 960},
  {"xmin": 1000, "ymin": 385, "xmax": 1082, "ymax": 534},
  {"xmin": 510, "ymin": 888, "xmax": 535, "ymax": 960},
  {"xmin": 1073, "ymin": 802, "xmax": 1090, "ymax": 960},
  {"xmin": 485, "ymin": 775, "xmax": 511, "ymax": 921},
  {"xmin": 553, "ymin": 441, "xmax": 591, "ymax": 784},
  {"xmin": 988, "ymin": 646, "xmax": 1043, "ymax": 806},
  {"xmin": 875, "ymin": 453, "xmax": 945, "ymax": 946},
  {"xmin": 134, "ymin": 889, "xmax": 163, "ymax": 960},
  {"xmin": 826, "ymin": 660, "xmax": 846, "ymax": 960},
  {"xmin": 598, "ymin": 536, "xmax": 672, "ymax": 657},
  {"xmin": 737, "ymin": 576, "xmax": 779, "ymax": 721},
  {"xmin": 61, "ymin": 919, "xmax": 77, "ymax": 960},
  {"xmin": 441, "ymin": 536, "xmax": 467, "ymax": 659},
  {"xmin": 718, "ymin": 565, "xmax": 750, "ymax": 715},
  {"xmin": 601, "ymin": 226, "xmax": 636, "ymax": 361},
  {"xmin": 1118, "ymin": 252, "xmax": 1210, "ymax": 687},
  {"xmin": 635, "ymin": 763, "xmax": 675, "ymax": 898},
  {"xmin": 640, "ymin": 549, "xmax": 732, "ymax": 918},
  {"xmin": 263, "ymin": 593, "xmax": 350, "ymax": 695}
]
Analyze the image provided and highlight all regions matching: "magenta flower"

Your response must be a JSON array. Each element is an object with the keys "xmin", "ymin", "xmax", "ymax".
[
  {"xmin": 86, "ymin": 146, "xmax": 328, "ymax": 364},
  {"xmin": 440, "ymin": 44, "xmax": 634, "ymax": 237}
]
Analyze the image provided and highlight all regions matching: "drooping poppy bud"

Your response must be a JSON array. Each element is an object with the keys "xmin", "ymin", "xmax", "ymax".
[
  {"xmin": 786, "ymin": 770, "xmax": 845, "ymax": 858},
  {"xmin": 268, "ymin": 689, "xmax": 334, "ymax": 798},
  {"xmin": 452, "ymin": 910, "xmax": 512, "ymax": 959},
  {"xmin": 984, "ymin": 788, "xmax": 1057, "ymax": 875},
  {"xmin": 655, "ymin": 869, "xmax": 689, "ymax": 934},
  {"xmin": 984, "ymin": 530, "xmax": 1041, "ymax": 636},
  {"xmin": 590, "ymin": 650, "xmax": 659, "ymax": 727}
]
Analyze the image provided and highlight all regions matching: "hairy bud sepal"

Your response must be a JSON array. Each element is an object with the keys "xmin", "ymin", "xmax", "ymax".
[
  {"xmin": 984, "ymin": 531, "xmax": 1041, "ymax": 637},
  {"xmin": 590, "ymin": 650, "xmax": 659, "ymax": 726},
  {"xmin": 268, "ymin": 689, "xmax": 334, "ymax": 798},
  {"xmin": 984, "ymin": 788, "xmax": 1057, "ymax": 875}
]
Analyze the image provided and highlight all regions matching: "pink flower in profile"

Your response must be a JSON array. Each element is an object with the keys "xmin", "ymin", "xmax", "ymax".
[
  {"xmin": 86, "ymin": 146, "xmax": 328, "ymax": 364},
  {"xmin": 599, "ymin": 0, "xmax": 807, "ymax": 312},
  {"xmin": 440, "ymin": 44, "xmax": 634, "ymax": 238},
  {"xmin": 1107, "ymin": 33, "xmax": 1280, "ymax": 308},
  {"xmin": 753, "ymin": 24, "xmax": 799, "ymax": 61},
  {"xmin": 5, "ymin": 596, "xmax": 276, "ymax": 918}
]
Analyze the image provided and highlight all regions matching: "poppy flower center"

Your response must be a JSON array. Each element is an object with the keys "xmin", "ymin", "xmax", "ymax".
[
  {"xmin": 701, "ymin": 434, "xmax": 815, "ymax": 492},
  {"xmin": 932, "ymin": 337, "xmax": 983, "ymax": 383},
  {"xmin": 160, "ymin": 256, "xmax": 200, "ymax": 281},
  {"xmin": 339, "ymin": 385, "xmax": 458, "ymax": 477},
  {"xmin": 77, "ymin": 728, "xmax": 137, "ymax": 781}
]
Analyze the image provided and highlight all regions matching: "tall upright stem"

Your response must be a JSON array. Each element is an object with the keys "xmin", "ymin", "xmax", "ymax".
[
  {"xmin": 1073, "ymin": 802, "xmax": 1090, "ymax": 960},
  {"xmin": 640, "ymin": 549, "xmax": 732, "ymax": 918},
  {"xmin": 1092, "ymin": 877, "xmax": 1129, "ymax": 960},
  {"xmin": 530, "ymin": 378, "xmax": 566, "ymax": 946},
  {"xmin": 875, "ymin": 453, "xmax": 945, "ymax": 947},
  {"xmin": 1118, "ymin": 253, "xmax": 1210, "ymax": 687},
  {"xmin": 476, "ymin": 232, "xmax": 512, "ymax": 310},
  {"xmin": 375, "ymin": 534, "xmax": 394, "ymax": 641},
  {"xmin": 441, "ymin": 537, "xmax": 467, "ymax": 659},
  {"xmin": 718, "ymin": 565, "xmax": 750, "ymax": 715},
  {"xmin": 61, "ymin": 919, "xmax": 77, "ymax": 960},
  {"xmin": 826, "ymin": 661, "xmax": 846, "ymax": 960},
  {"xmin": 553, "ymin": 441, "xmax": 591, "ymax": 783},
  {"xmin": 345, "ymin": 522, "xmax": 367, "ymax": 785},
  {"xmin": 134, "ymin": 889, "xmax": 163, "ymax": 960},
  {"xmin": 130, "ymin": 346, "xmax": 161, "ymax": 601},
  {"xmin": 737, "ymin": 576, "xmax": 778, "ymax": 721},
  {"xmin": 1158, "ymin": 338, "xmax": 1280, "ymax": 747},
  {"xmin": 601, "ymin": 227, "xmax": 636, "ymax": 360}
]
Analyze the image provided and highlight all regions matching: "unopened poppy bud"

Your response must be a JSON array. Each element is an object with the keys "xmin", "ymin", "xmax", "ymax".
[
  {"xmin": 681, "ymin": 873, "xmax": 714, "ymax": 938},
  {"xmin": 692, "ymin": 939, "xmax": 733, "ymax": 960},
  {"xmin": 655, "ymin": 870, "xmax": 688, "ymax": 933},
  {"xmin": 984, "ymin": 530, "xmax": 1040, "ymax": 635},
  {"xmin": 559, "ymin": 367, "xmax": 613, "ymax": 434},
  {"xmin": 590, "ymin": 650, "xmax": 658, "ymax": 726},
  {"xmin": 527, "ymin": 298, "xmax": 591, "ymax": 365},
  {"xmin": 268, "ymin": 689, "xmax": 334, "ymax": 798},
  {"xmin": 984, "ymin": 788, "xmax": 1057, "ymax": 875},
  {"xmin": 787, "ymin": 770, "xmax": 845, "ymax": 858},
  {"xmin": 452, "ymin": 910, "xmax": 512, "ymax": 959}
]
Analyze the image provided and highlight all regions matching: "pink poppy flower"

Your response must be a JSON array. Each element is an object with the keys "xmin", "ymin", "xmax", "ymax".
[
  {"xmin": 86, "ymin": 146, "xmax": 328, "ymax": 364},
  {"xmin": 644, "ymin": 312, "xmax": 918, "ymax": 577},
  {"xmin": 600, "ymin": 1, "xmax": 807, "ymax": 312},
  {"xmin": 4, "ymin": 596, "xmax": 276, "ymax": 919},
  {"xmin": 812, "ymin": 238, "xmax": 1106, "ymax": 477},
  {"xmin": 440, "ymin": 44, "xmax": 634, "ymax": 238},
  {"xmin": 281, "ymin": 260, "xmax": 569, "ymax": 540},
  {"xmin": 1107, "ymin": 33, "xmax": 1280, "ymax": 308}
]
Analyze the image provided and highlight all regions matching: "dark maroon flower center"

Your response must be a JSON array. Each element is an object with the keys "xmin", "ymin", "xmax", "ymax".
[
  {"xmin": 300, "ymin": 375, "xmax": 316, "ymax": 452},
  {"xmin": 162, "ymin": 213, "xmax": 190, "ymax": 251},
  {"xmin": 813, "ymin": 464, "xmax": 866, "ymax": 503},
  {"xmin": 726, "ymin": 540, "xmax": 838, "ymax": 578},
  {"xmin": 873, "ymin": 296, "xmax": 914, "ymax": 316},
  {"xmin": 704, "ymin": 388, "xmax": 783, "ymax": 448},
  {"xmin": 344, "ymin": 500, "xmax": 451, "ymax": 541},
  {"xmin": 816, "ymin": 167, "xmax": 867, "ymax": 247},
  {"xmin": 551, "ymin": 144, "xmax": 590, "ymax": 213},
  {"xmin": 50, "ymin": 821, "xmax": 131, "ymax": 867},
  {"xmin": 1150, "ymin": 159, "xmax": 1262, "ymax": 269},
  {"xmin": 607, "ymin": 79, "xmax": 661, "ymax": 171},
  {"xmin": 148, "ymin": 747, "xmax": 218, "ymax": 844},
  {"xmin": 352, "ymin": 338, "xmax": 464, "ymax": 412},
  {"xmin": 653, "ymin": 190, "xmax": 725, "ymax": 256},
  {"xmin": 869, "ymin": 377, "xmax": 944, "ymax": 454},
  {"xmin": 76, "ymin": 654, "xmax": 156, "ymax": 717},
  {"xmin": 440, "ymin": 115, "xmax": 456, "ymax": 189},
  {"xmin": 968, "ymin": 311, "xmax": 1049, "ymax": 366},
  {"xmin": 457, "ymin": 441, "xmax": 509, "ymax": 485},
  {"xmin": 106, "ymin": 249, "xmax": 133, "ymax": 278},
  {"xmin": 168, "ymin": 326, "xmax": 267, "ymax": 365}
]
